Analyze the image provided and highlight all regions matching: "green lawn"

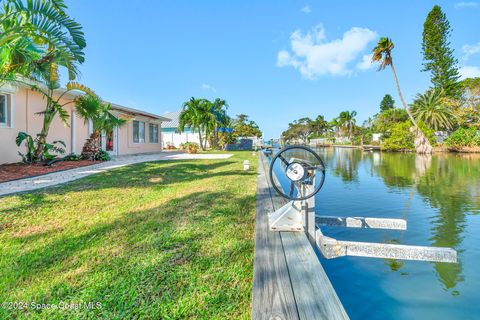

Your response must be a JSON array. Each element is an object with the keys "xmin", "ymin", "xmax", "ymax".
[{"xmin": 0, "ymin": 151, "xmax": 257, "ymax": 319}]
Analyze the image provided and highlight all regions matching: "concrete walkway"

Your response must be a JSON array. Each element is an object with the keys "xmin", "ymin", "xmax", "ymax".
[{"xmin": 0, "ymin": 152, "xmax": 233, "ymax": 197}]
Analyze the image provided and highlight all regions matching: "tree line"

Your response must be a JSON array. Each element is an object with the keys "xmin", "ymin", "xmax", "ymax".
[
  {"xmin": 282, "ymin": 5, "xmax": 479, "ymax": 153},
  {"xmin": 179, "ymin": 97, "xmax": 261, "ymax": 151}
]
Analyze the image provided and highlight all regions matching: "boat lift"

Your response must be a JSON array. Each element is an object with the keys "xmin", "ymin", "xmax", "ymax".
[{"xmin": 268, "ymin": 145, "xmax": 457, "ymax": 263}]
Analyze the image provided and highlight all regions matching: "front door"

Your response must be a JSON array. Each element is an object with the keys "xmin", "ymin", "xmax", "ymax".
[{"xmin": 102, "ymin": 127, "xmax": 118, "ymax": 156}]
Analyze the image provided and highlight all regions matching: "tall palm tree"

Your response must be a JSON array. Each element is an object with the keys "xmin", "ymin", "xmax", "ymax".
[
  {"xmin": 338, "ymin": 110, "xmax": 357, "ymax": 140},
  {"xmin": 209, "ymin": 98, "xmax": 229, "ymax": 149},
  {"xmin": 179, "ymin": 97, "xmax": 207, "ymax": 151},
  {"xmin": 411, "ymin": 88, "xmax": 455, "ymax": 131},
  {"xmin": 372, "ymin": 37, "xmax": 433, "ymax": 154},
  {"xmin": 75, "ymin": 94, "xmax": 126, "ymax": 159}
]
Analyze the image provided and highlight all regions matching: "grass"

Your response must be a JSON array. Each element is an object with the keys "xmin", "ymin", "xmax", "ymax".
[{"xmin": 0, "ymin": 151, "xmax": 257, "ymax": 319}]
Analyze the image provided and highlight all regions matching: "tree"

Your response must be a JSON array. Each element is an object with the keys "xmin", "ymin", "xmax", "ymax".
[
  {"xmin": 310, "ymin": 115, "xmax": 328, "ymax": 136},
  {"xmin": 179, "ymin": 98, "xmax": 208, "ymax": 151},
  {"xmin": 209, "ymin": 98, "xmax": 229, "ymax": 149},
  {"xmin": 75, "ymin": 94, "xmax": 126, "ymax": 159},
  {"xmin": 422, "ymin": 5, "xmax": 461, "ymax": 99},
  {"xmin": 0, "ymin": 0, "xmax": 86, "ymax": 80},
  {"xmin": 281, "ymin": 117, "xmax": 313, "ymax": 143},
  {"xmin": 337, "ymin": 110, "xmax": 357, "ymax": 140},
  {"xmin": 380, "ymin": 94, "xmax": 395, "ymax": 112},
  {"xmin": 453, "ymin": 77, "xmax": 480, "ymax": 129},
  {"xmin": 233, "ymin": 114, "xmax": 262, "ymax": 138},
  {"xmin": 372, "ymin": 37, "xmax": 433, "ymax": 154},
  {"xmin": 411, "ymin": 88, "xmax": 455, "ymax": 131},
  {"xmin": 373, "ymin": 108, "xmax": 409, "ymax": 134},
  {"xmin": 1, "ymin": 0, "xmax": 89, "ymax": 162}
]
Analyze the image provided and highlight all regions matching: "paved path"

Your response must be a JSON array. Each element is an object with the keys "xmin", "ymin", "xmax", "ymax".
[{"xmin": 0, "ymin": 152, "xmax": 233, "ymax": 197}]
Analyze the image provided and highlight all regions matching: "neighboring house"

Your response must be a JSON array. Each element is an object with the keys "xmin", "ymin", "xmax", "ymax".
[
  {"xmin": 161, "ymin": 110, "xmax": 204, "ymax": 148},
  {"xmin": 372, "ymin": 133, "xmax": 382, "ymax": 143},
  {"xmin": 0, "ymin": 82, "xmax": 170, "ymax": 164}
]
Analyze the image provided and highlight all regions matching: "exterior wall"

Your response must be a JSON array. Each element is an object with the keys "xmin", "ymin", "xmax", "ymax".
[
  {"xmin": 0, "ymin": 87, "xmax": 87, "ymax": 164},
  {"xmin": 117, "ymin": 117, "xmax": 163, "ymax": 155},
  {"xmin": 0, "ymin": 86, "xmax": 164, "ymax": 164},
  {"xmin": 161, "ymin": 128, "xmax": 203, "ymax": 148}
]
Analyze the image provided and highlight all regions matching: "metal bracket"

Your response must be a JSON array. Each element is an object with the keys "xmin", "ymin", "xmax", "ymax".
[{"xmin": 269, "ymin": 200, "xmax": 304, "ymax": 231}]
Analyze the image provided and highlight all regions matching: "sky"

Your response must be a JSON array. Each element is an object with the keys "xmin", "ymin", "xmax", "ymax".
[{"xmin": 65, "ymin": 0, "xmax": 480, "ymax": 139}]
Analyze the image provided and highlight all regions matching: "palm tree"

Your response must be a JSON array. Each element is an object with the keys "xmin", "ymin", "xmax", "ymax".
[
  {"xmin": 0, "ymin": 0, "xmax": 85, "ymax": 80},
  {"xmin": 1, "ymin": 0, "xmax": 89, "ymax": 161},
  {"xmin": 338, "ymin": 110, "xmax": 357, "ymax": 140},
  {"xmin": 179, "ymin": 97, "xmax": 207, "ymax": 151},
  {"xmin": 411, "ymin": 88, "xmax": 455, "ymax": 131},
  {"xmin": 75, "ymin": 94, "xmax": 126, "ymax": 159},
  {"xmin": 209, "ymin": 98, "xmax": 229, "ymax": 149},
  {"xmin": 372, "ymin": 37, "xmax": 433, "ymax": 154}
]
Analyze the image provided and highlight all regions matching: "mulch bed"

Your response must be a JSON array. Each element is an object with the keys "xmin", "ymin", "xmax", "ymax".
[{"xmin": 0, "ymin": 160, "xmax": 100, "ymax": 183}]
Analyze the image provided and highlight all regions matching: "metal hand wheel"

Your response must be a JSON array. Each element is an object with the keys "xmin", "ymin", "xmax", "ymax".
[{"xmin": 269, "ymin": 145, "xmax": 325, "ymax": 201}]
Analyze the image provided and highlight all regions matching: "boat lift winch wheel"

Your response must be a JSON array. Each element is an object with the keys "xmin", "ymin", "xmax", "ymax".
[{"xmin": 269, "ymin": 145, "xmax": 325, "ymax": 201}]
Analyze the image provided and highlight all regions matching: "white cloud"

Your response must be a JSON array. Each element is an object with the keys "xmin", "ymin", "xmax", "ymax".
[
  {"xmin": 455, "ymin": 1, "xmax": 478, "ymax": 8},
  {"xmin": 459, "ymin": 65, "xmax": 480, "ymax": 79},
  {"xmin": 201, "ymin": 83, "xmax": 216, "ymax": 92},
  {"xmin": 301, "ymin": 5, "xmax": 311, "ymax": 14},
  {"xmin": 462, "ymin": 42, "xmax": 480, "ymax": 60},
  {"xmin": 356, "ymin": 53, "xmax": 376, "ymax": 71},
  {"xmin": 276, "ymin": 24, "xmax": 377, "ymax": 78}
]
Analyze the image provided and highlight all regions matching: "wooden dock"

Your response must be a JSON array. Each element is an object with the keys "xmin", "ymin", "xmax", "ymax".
[{"xmin": 252, "ymin": 152, "xmax": 348, "ymax": 320}]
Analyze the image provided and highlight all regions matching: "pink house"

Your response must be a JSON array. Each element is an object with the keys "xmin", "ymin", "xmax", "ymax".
[{"xmin": 0, "ymin": 82, "xmax": 170, "ymax": 164}]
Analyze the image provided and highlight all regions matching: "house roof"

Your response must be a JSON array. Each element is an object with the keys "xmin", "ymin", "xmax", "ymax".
[
  {"xmin": 6, "ymin": 79, "xmax": 171, "ymax": 121},
  {"xmin": 162, "ymin": 110, "xmax": 185, "ymax": 128},
  {"xmin": 110, "ymin": 103, "xmax": 171, "ymax": 121}
]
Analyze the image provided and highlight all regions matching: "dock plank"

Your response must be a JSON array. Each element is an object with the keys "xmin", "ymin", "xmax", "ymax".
[
  {"xmin": 253, "ymin": 152, "xmax": 348, "ymax": 320},
  {"xmin": 252, "ymin": 154, "xmax": 299, "ymax": 320}
]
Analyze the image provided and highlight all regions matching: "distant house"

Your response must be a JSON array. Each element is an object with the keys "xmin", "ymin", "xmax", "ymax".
[
  {"xmin": 0, "ymin": 82, "xmax": 170, "ymax": 164},
  {"xmin": 161, "ymin": 110, "xmax": 204, "ymax": 147}
]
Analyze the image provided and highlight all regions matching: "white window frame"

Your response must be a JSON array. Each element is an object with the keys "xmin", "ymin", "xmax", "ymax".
[
  {"xmin": 132, "ymin": 120, "xmax": 145, "ymax": 144},
  {"xmin": 0, "ymin": 93, "xmax": 13, "ymax": 128},
  {"xmin": 149, "ymin": 123, "xmax": 159, "ymax": 143}
]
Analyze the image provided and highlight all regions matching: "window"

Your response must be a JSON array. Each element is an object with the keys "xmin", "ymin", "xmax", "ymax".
[
  {"xmin": 149, "ymin": 123, "xmax": 159, "ymax": 143},
  {"xmin": 133, "ymin": 120, "xmax": 145, "ymax": 143},
  {"xmin": 0, "ymin": 95, "xmax": 6, "ymax": 125}
]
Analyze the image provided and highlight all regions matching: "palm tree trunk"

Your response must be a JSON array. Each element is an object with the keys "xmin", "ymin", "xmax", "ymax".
[
  {"xmin": 33, "ymin": 104, "xmax": 55, "ymax": 161},
  {"xmin": 198, "ymin": 128, "xmax": 204, "ymax": 151},
  {"xmin": 390, "ymin": 63, "xmax": 433, "ymax": 154}
]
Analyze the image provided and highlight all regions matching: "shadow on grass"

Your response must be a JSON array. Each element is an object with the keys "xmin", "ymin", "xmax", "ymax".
[
  {"xmin": 1, "ymin": 159, "xmax": 256, "ymax": 218},
  {"xmin": 2, "ymin": 187, "xmax": 256, "ymax": 318}
]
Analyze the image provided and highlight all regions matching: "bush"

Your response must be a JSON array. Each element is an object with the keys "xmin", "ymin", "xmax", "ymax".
[
  {"xmin": 15, "ymin": 132, "xmax": 65, "ymax": 164},
  {"xmin": 182, "ymin": 142, "xmax": 199, "ymax": 154},
  {"xmin": 445, "ymin": 127, "xmax": 480, "ymax": 148},
  {"xmin": 382, "ymin": 121, "xmax": 415, "ymax": 151},
  {"xmin": 64, "ymin": 153, "xmax": 82, "ymax": 161},
  {"xmin": 166, "ymin": 143, "xmax": 177, "ymax": 150},
  {"xmin": 93, "ymin": 150, "xmax": 111, "ymax": 161}
]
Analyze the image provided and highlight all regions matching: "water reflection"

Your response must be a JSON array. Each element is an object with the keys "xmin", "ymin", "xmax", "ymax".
[{"xmin": 315, "ymin": 148, "xmax": 480, "ymax": 292}]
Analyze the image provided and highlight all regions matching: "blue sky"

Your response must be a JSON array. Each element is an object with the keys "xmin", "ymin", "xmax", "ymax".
[{"xmin": 66, "ymin": 0, "xmax": 480, "ymax": 139}]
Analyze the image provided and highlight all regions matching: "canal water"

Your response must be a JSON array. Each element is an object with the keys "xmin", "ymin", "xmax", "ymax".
[{"xmin": 270, "ymin": 147, "xmax": 480, "ymax": 320}]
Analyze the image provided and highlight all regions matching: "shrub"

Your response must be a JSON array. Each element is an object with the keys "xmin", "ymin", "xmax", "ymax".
[
  {"xmin": 93, "ymin": 150, "xmax": 111, "ymax": 161},
  {"xmin": 15, "ymin": 132, "xmax": 66, "ymax": 163},
  {"xmin": 382, "ymin": 121, "xmax": 415, "ymax": 151},
  {"xmin": 166, "ymin": 143, "xmax": 177, "ymax": 150},
  {"xmin": 64, "ymin": 153, "xmax": 82, "ymax": 161},
  {"xmin": 445, "ymin": 127, "xmax": 480, "ymax": 148},
  {"xmin": 183, "ymin": 142, "xmax": 199, "ymax": 154}
]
